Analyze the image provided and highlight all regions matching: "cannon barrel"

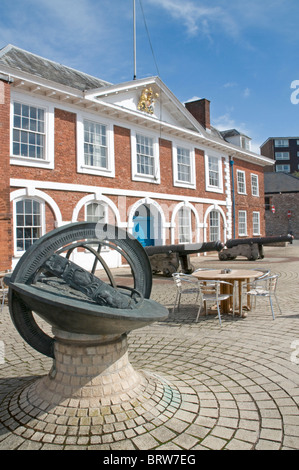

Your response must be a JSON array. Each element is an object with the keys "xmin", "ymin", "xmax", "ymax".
[
  {"xmin": 145, "ymin": 240, "xmax": 224, "ymax": 257},
  {"xmin": 145, "ymin": 241, "xmax": 225, "ymax": 276},
  {"xmin": 225, "ymin": 234, "xmax": 293, "ymax": 249}
]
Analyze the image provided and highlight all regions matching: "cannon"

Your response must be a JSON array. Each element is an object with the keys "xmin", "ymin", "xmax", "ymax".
[
  {"xmin": 218, "ymin": 234, "xmax": 294, "ymax": 261},
  {"xmin": 145, "ymin": 240, "xmax": 224, "ymax": 276}
]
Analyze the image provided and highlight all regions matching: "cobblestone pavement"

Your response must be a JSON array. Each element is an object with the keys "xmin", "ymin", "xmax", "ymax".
[{"xmin": 0, "ymin": 243, "xmax": 299, "ymax": 450}]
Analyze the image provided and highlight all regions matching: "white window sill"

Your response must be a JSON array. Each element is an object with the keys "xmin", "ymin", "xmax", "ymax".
[
  {"xmin": 132, "ymin": 174, "xmax": 160, "ymax": 184},
  {"xmin": 174, "ymin": 180, "xmax": 196, "ymax": 190},
  {"xmin": 205, "ymin": 185, "xmax": 223, "ymax": 194},
  {"xmin": 10, "ymin": 155, "xmax": 54, "ymax": 169},
  {"xmin": 78, "ymin": 165, "xmax": 115, "ymax": 178}
]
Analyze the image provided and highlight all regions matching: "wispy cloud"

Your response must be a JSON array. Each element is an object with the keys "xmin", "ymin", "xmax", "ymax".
[
  {"xmin": 223, "ymin": 82, "xmax": 238, "ymax": 89},
  {"xmin": 147, "ymin": 0, "xmax": 298, "ymax": 46},
  {"xmin": 212, "ymin": 112, "xmax": 250, "ymax": 138},
  {"xmin": 212, "ymin": 112, "xmax": 261, "ymax": 153},
  {"xmin": 185, "ymin": 96, "xmax": 201, "ymax": 103},
  {"xmin": 0, "ymin": 0, "xmax": 101, "ymax": 59},
  {"xmin": 0, "ymin": 0, "xmax": 137, "ymax": 81},
  {"xmin": 147, "ymin": 0, "xmax": 239, "ymax": 39},
  {"xmin": 212, "ymin": 113, "xmax": 239, "ymax": 132}
]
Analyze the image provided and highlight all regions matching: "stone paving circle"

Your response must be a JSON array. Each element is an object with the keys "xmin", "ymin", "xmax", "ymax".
[{"xmin": 0, "ymin": 243, "xmax": 299, "ymax": 450}]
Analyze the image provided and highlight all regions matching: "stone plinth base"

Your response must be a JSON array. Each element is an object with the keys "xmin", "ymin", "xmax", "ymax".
[
  {"xmin": 33, "ymin": 329, "xmax": 145, "ymax": 406},
  {"xmin": 0, "ymin": 327, "xmax": 188, "ymax": 448}
]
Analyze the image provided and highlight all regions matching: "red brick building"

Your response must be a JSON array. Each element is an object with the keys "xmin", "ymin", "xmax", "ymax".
[{"xmin": 0, "ymin": 45, "xmax": 273, "ymax": 271}]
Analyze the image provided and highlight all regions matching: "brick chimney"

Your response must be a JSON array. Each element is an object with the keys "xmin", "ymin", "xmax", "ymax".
[{"xmin": 185, "ymin": 98, "xmax": 211, "ymax": 130}]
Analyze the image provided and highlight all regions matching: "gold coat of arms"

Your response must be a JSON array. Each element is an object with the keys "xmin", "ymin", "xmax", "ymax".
[{"xmin": 138, "ymin": 87, "xmax": 159, "ymax": 115}]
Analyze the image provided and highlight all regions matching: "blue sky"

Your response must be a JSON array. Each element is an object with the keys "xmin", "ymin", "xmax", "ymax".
[{"xmin": 1, "ymin": 0, "xmax": 299, "ymax": 153}]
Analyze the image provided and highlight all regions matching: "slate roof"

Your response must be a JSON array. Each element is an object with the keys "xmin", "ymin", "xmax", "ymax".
[
  {"xmin": 221, "ymin": 128, "xmax": 251, "ymax": 140},
  {"xmin": 0, "ymin": 44, "xmax": 111, "ymax": 91},
  {"xmin": 210, "ymin": 126, "xmax": 225, "ymax": 140},
  {"xmin": 264, "ymin": 172, "xmax": 299, "ymax": 193}
]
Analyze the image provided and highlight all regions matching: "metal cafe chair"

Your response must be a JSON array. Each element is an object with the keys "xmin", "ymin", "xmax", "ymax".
[
  {"xmin": 196, "ymin": 279, "xmax": 236, "ymax": 326},
  {"xmin": 0, "ymin": 277, "xmax": 9, "ymax": 313},
  {"xmin": 172, "ymin": 273, "xmax": 200, "ymax": 313},
  {"xmin": 239, "ymin": 269, "xmax": 270, "ymax": 315},
  {"xmin": 193, "ymin": 267, "xmax": 217, "ymax": 296},
  {"xmin": 247, "ymin": 269, "xmax": 270, "ymax": 283},
  {"xmin": 241, "ymin": 274, "xmax": 281, "ymax": 320}
]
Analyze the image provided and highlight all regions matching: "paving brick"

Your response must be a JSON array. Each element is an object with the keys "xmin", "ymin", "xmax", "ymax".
[{"xmin": 1, "ymin": 244, "xmax": 299, "ymax": 450}]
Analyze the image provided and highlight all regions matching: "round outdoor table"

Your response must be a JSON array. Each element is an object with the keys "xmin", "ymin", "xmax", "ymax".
[{"xmin": 193, "ymin": 268, "xmax": 265, "ymax": 316}]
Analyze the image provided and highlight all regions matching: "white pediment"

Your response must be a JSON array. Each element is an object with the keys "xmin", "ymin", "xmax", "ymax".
[{"xmin": 84, "ymin": 77, "xmax": 205, "ymax": 135}]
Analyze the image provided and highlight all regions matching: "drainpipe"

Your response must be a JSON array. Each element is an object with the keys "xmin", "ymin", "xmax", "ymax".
[{"xmin": 229, "ymin": 159, "xmax": 236, "ymax": 239}]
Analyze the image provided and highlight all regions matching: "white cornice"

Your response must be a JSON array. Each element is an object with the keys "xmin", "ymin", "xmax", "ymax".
[
  {"xmin": 84, "ymin": 76, "xmax": 205, "ymax": 135},
  {"xmin": 10, "ymin": 178, "xmax": 227, "ymax": 206},
  {"xmin": 2, "ymin": 65, "xmax": 274, "ymax": 167},
  {"xmin": 84, "ymin": 76, "xmax": 159, "ymax": 99}
]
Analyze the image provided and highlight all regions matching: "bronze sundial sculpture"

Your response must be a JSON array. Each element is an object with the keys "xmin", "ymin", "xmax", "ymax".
[
  {"xmin": 2, "ymin": 224, "xmax": 190, "ymax": 449},
  {"xmin": 5, "ymin": 222, "xmax": 168, "ymax": 359}
]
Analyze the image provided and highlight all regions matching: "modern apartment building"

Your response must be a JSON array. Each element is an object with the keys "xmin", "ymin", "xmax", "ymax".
[{"xmin": 260, "ymin": 137, "xmax": 299, "ymax": 173}]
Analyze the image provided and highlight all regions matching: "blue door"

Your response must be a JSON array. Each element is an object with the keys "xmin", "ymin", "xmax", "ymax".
[{"xmin": 133, "ymin": 211, "xmax": 154, "ymax": 247}]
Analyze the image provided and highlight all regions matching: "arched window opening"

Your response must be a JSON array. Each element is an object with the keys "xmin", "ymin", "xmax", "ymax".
[
  {"xmin": 209, "ymin": 210, "xmax": 220, "ymax": 242},
  {"xmin": 85, "ymin": 202, "xmax": 107, "ymax": 223},
  {"xmin": 16, "ymin": 198, "xmax": 42, "ymax": 252},
  {"xmin": 178, "ymin": 206, "xmax": 192, "ymax": 244}
]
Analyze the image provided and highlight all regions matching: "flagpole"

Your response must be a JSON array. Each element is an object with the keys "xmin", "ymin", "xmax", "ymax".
[{"xmin": 133, "ymin": 0, "xmax": 137, "ymax": 80}]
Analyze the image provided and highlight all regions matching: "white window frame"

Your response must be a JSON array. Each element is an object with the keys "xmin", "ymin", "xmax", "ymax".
[
  {"xmin": 275, "ymin": 152, "xmax": 289, "ymax": 160},
  {"xmin": 237, "ymin": 170, "xmax": 246, "ymax": 194},
  {"xmin": 253, "ymin": 211, "xmax": 260, "ymax": 236},
  {"xmin": 276, "ymin": 164, "xmax": 290, "ymax": 172},
  {"xmin": 178, "ymin": 206, "xmax": 192, "ymax": 244},
  {"xmin": 251, "ymin": 174, "xmax": 259, "ymax": 197},
  {"xmin": 209, "ymin": 210, "xmax": 220, "ymax": 242},
  {"xmin": 77, "ymin": 112, "xmax": 115, "ymax": 177},
  {"xmin": 274, "ymin": 139, "xmax": 289, "ymax": 147},
  {"xmin": 13, "ymin": 197, "xmax": 45, "ymax": 257},
  {"xmin": 84, "ymin": 202, "xmax": 110, "ymax": 253},
  {"xmin": 238, "ymin": 210, "xmax": 247, "ymax": 236},
  {"xmin": 241, "ymin": 136, "xmax": 250, "ymax": 150},
  {"xmin": 205, "ymin": 153, "xmax": 223, "ymax": 193},
  {"xmin": 173, "ymin": 142, "xmax": 196, "ymax": 189},
  {"xmin": 85, "ymin": 202, "xmax": 108, "ymax": 223},
  {"xmin": 131, "ymin": 130, "xmax": 160, "ymax": 184},
  {"xmin": 10, "ymin": 91, "xmax": 54, "ymax": 169}
]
